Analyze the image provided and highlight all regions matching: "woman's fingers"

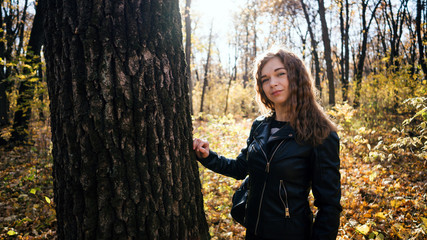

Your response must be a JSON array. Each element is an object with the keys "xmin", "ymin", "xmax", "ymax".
[{"xmin": 193, "ymin": 138, "xmax": 209, "ymax": 158}]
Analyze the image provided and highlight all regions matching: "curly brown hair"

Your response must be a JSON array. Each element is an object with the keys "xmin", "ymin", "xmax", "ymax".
[{"xmin": 253, "ymin": 48, "xmax": 337, "ymax": 146}]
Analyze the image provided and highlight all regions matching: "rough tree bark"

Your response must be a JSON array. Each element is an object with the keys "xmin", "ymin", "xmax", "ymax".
[
  {"xmin": 44, "ymin": 0, "xmax": 210, "ymax": 239},
  {"xmin": 317, "ymin": 0, "xmax": 335, "ymax": 105}
]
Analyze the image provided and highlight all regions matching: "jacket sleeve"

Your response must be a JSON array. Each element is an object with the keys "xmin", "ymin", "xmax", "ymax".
[
  {"xmin": 311, "ymin": 131, "xmax": 342, "ymax": 240},
  {"xmin": 196, "ymin": 119, "xmax": 261, "ymax": 180}
]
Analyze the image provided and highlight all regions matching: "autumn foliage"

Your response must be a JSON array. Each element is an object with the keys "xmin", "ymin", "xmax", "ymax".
[
  {"xmin": 1, "ymin": 0, "xmax": 427, "ymax": 238},
  {"xmin": 193, "ymin": 100, "xmax": 426, "ymax": 239},
  {"xmin": 0, "ymin": 63, "xmax": 426, "ymax": 239}
]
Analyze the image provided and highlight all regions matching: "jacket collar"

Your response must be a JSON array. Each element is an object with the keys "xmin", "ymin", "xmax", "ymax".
[{"xmin": 253, "ymin": 116, "xmax": 296, "ymax": 144}]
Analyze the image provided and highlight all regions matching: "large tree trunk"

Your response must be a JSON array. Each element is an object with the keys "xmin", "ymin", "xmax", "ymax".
[
  {"xmin": 317, "ymin": 0, "xmax": 335, "ymax": 105},
  {"xmin": 44, "ymin": 0, "xmax": 210, "ymax": 239}
]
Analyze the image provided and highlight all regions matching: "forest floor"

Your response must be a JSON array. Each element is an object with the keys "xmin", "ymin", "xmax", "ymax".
[
  {"xmin": 194, "ymin": 114, "xmax": 427, "ymax": 240},
  {"xmin": 0, "ymin": 114, "xmax": 426, "ymax": 239}
]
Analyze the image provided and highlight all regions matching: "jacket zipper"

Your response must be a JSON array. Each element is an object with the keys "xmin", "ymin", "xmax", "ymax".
[
  {"xmin": 253, "ymin": 138, "xmax": 287, "ymax": 235},
  {"xmin": 279, "ymin": 180, "xmax": 291, "ymax": 218}
]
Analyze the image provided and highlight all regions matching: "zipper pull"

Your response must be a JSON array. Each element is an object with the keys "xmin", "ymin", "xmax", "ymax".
[
  {"xmin": 285, "ymin": 208, "xmax": 290, "ymax": 218},
  {"xmin": 265, "ymin": 162, "xmax": 270, "ymax": 173}
]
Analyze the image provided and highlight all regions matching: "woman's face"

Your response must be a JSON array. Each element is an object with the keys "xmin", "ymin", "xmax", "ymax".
[{"xmin": 260, "ymin": 57, "xmax": 290, "ymax": 109}]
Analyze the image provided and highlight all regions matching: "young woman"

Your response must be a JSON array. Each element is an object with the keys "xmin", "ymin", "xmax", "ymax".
[{"xmin": 193, "ymin": 48, "xmax": 342, "ymax": 240}]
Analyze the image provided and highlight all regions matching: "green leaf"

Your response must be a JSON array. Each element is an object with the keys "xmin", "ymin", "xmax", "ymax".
[
  {"xmin": 30, "ymin": 188, "xmax": 37, "ymax": 194},
  {"xmin": 376, "ymin": 233, "xmax": 385, "ymax": 240},
  {"xmin": 7, "ymin": 230, "xmax": 17, "ymax": 236}
]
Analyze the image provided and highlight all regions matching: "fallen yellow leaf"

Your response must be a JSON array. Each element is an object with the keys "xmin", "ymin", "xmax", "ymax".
[
  {"xmin": 375, "ymin": 212, "xmax": 386, "ymax": 219},
  {"xmin": 421, "ymin": 217, "xmax": 427, "ymax": 232},
  {"xmin": 356, "ymin": 224, "xmax": 370, "ymax": 235}
]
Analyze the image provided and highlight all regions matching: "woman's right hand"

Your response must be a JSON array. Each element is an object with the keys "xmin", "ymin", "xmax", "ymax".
[{"xmin": 193, "ymin": 138, "xmax": 210, "ymax": 159}]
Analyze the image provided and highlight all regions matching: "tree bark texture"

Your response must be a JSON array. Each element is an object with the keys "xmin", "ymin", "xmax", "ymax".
[
  {"xmin": 317, "ymin": 0, "xmax": 335, "ymax": 105},
  {"xmin": 44, "ymin": 0, "xmax": 209, "ymax": 239}
]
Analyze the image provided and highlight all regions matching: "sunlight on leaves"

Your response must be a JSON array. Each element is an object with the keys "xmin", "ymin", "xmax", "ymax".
[{"xmin": 355, "ymin": 224, "xmax": 370, "ymax": 235}]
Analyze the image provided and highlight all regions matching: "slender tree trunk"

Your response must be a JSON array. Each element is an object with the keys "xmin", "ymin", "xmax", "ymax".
[
  {"xmin": 16, "ymin": 0, "xmax": 29, "ymax": 56},
  {"xmin": 339, "ymin": 0, "xmax": 345, "ymax": 101},
  {"xmin": 339, "ymin": 0, "xmax": 350, "ymax": 102},
  {"xmin": 317, "ymin": 0, "xmax": 335, "ymax": 105},
  {"xmin": 0, "ymin": 80, "xmax": 7, "ymax": 145},
  {"xmin": 300, "ymin": 0, "xmax": 322, "ymax": 96},
  {"xmin": 354, "ymin": 0, "xmax": 381, "ymax": 107},
  {"xmin": 416, "ymin": 0, "xmax": 427, "ymax": 79},
  {"xmin": 385, "ymin": 0, "xmax": 408, "ymax": 69},
  {"xmin": 185, "ymin": 0, "xmax": 193, "ymax": 114},
  {"xmin": 252, "ymin": 8, "xmax": 257, "ymax": 60},
  {"xmin": 344, "ymin": 0, "xmax": 350, "ymax": 100},
  {"xmin": 200, "ymin": 23, "xmax": 213, "ymax": 113},
  {"xmin": 1, "ymin": 0, "xmax": 33, "ymax": 145},
  {"xmin": 0, "ymin": 74, "xmax": 7, "ymax": 128},
  {"xmin": 243, "ymin": 12, "xmax": 250, "ymax": 88},
  {"xmin": 44, "ymin": 0, "xmax": 209, "ymax": 239},
  {"xmin": 225, "ymin": 36, "xmax": 238, "ymax": 115},
  {"xmin": 10, "ymin": 0, "xmax": 45, "ymax": 144},
  {"xmin": 0, "ymin": 2, "xmax": 11, "ymax": 144}
]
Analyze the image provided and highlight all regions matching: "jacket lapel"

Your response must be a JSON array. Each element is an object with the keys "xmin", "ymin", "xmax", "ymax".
[{"xmin": 268, "ymin": 125, "xmax": 295, "ymax": 143}]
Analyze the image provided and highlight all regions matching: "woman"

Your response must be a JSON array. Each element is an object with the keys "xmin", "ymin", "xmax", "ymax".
[{"xmin": 193, "ymin": 48, "xmax": 342, "ymax": 240}]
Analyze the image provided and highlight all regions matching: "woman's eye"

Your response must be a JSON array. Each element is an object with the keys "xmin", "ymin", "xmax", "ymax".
[
  {"xmin": 261, "ymin": 78, "xmax": 269, "ymax": 83},
  {"xmin": 278, "ymin": 72, "xmax": 286, "ymax": 76}
]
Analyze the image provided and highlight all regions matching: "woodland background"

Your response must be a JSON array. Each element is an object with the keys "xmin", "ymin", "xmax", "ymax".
[{"xmin": 0, "ymin": 0, "xmax": 426, "ymax": 239}]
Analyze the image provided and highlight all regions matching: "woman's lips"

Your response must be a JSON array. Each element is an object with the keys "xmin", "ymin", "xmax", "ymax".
[{"xmin": 272, "ymin": 90, "xmax": 282, "ymax": 96}]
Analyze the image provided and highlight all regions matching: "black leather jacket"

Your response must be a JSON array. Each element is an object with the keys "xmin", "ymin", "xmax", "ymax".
[{"xmin": 198, "ymin": 116, "xmax": 342, "ymax": 239}]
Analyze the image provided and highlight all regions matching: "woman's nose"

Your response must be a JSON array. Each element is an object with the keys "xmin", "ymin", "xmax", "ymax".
[{"xmin": 270, "ymin": 76, "xmax": 279, "ymax": 86}]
